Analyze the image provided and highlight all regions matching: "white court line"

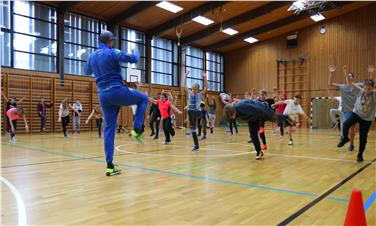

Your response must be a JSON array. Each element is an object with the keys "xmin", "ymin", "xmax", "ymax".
[{"xmin": 0, "ymin": 176, "xmax": 27, "ymax": 226}]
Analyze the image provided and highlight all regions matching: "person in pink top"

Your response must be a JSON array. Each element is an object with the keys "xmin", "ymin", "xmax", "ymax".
[
  {"xmin": 149, "ymin": 92, "xmax": 182, "ymax": 144},
  {"xmin": 6, "ymin": 107, "xmax": 29, "ymax": 142}
]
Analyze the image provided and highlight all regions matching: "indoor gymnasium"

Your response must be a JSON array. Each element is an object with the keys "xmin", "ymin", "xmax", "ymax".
[{"xmin": 1, "ymin": 1, "xmax": 375, "ymax": 225}]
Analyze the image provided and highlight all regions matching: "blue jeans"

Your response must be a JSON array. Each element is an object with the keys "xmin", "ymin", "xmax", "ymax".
[{"xmin": 99, "ymin": 85, "xmax": 148, "ymax": 164}]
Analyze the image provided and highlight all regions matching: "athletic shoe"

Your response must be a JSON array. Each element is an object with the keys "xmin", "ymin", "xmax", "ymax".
[
  {"xmin": 106, "ymin": 165, "xmax": 122, "ymax": 176},
  {"xmin": 258, "ymin": 127, "xmax": 265, "ymax": 134},
  {"xmin": 255, "ymin": 152, "xmax": 264, "ymax": 160},
  {"xmin": 192, "ymin": 146, "xmax": 199, "ymax": 152},
  {"xmin": 248, "ymin": 140, "xmax": 253, "ymax": 143},
  {"xmin": 200, "ymin": 136, "xmax": 206, "ymax": 140},
  {"xmin": 150, "ymin": 132, "xmax": 155, "ymax": 137},
  {"xmin": 40, "ymin": 132, "xmax": 44, "ymax": 135},
  {"xmin": 288, "ymin": 140, "xmax": 293, "ymax": 145},
  {"xmin": 261, "ymin": 144, "xmax": 267, "ymax": 151},
  {"xmin": 348, "ymin": 144, "xmax": 355, "ymax": 152},
  {"xmin": 356, "ymin": 153, "xmax": 364, "ymax": 162},
  {"xmin": 163, "ymin": 141, "xmax": 171, "ymax": 145},
  {"xmin": 130, "ymin": 130, "xmax": 144, "ymax": 144},
  {"xmin": 153, "ymin": 136, "xmax": 159, "ymax": 140},
  {"xmin": 337, "ymin": 138, "xmax": 350, "ymax": 148}
]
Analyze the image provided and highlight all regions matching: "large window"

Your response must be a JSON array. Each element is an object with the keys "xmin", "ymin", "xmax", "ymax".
[
  {"xmin": 64, "ymin": 12, "xmax": 106, "ymax": 75},
  {"xmin": 120, "ymin": 27, "xmax": 146, "ymax": 82},
  {"xmin": 206, "ymin": 52, "xmax": 224, "ymax": 92},
  {"xmin": 1, "ymin": 1, "xmax": 57, "ymax": 72},
  {"xmin": 151, "ymin": 36, "xmax": 178, "ymax": 86},
  {"xmin": 184, "ymin": 46, "xmax": 204, "ymax": 89}
]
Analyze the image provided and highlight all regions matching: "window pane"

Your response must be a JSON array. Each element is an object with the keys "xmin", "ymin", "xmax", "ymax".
[
  {"xmin": 1, "ymin": 31, "xmax": 11, "ymax": 66},
  {"xmin": 205, "ymin": 51, "xmax": 224, "ymax": 91},
  {"xmin": 64, "ymin": 13, "xmax": 101, "ymax": 32},
  {"xmin": 151, "ymin": 36, "xmax": 175, "ymax": 86},
  {"xmin": 1, "ymin": 0, "xmax": 11, "ymax": 29},
  {"xmin": 64, "ymin": 43, "xmax": 95, "ymax": 61},
  {"xmin": 13, "ymin": 33, "xmax": 56, "ymax": 56},
  {"xmin": 14, "ymin": 15, "xmax": 56, "ymax": 39},
  {"xmin": 64, "ymin": 27, "xmax": 99, "ymax": 47},
  {"xmin": 14, "ymin": 51, "xmax": 56, "ymax": 72},
  {"xmin": 64, "ymin": 59, "xmax": 89, "ymax": 76},
  {"xmin": 14, "ymin": 1, "xmax": 56, "ymax": 23}
]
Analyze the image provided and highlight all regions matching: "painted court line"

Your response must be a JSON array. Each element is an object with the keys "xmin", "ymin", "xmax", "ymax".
[
  {"xmin": 4, "ymin": 143, "xmax": 350, "ymax": 204},
  {"xmin": 364, "ymin": 191, "xmax": 376, "ymax": 212},
  {"xmin": 0, "ymin": 176, "xmax": 27, "ymax": 226}
]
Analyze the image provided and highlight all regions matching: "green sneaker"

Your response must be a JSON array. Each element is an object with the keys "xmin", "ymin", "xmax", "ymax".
[
  {"xmin": 130, "ymin": 130, "xmax": 144, "ymax": 144},
  {"xmin": 106, "ymin": 165, "xmax": 122, "ymax": 176}
]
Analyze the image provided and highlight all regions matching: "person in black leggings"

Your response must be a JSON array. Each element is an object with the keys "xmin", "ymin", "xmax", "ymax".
[{"xmin": 149, "ymin": 98, "xmax": 161, "ymax": 140}]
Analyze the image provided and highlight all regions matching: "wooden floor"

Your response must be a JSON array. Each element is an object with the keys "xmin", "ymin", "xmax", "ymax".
[{"xmin": 1, "ymin": 126, "xmax": 375, "ymax": 225}]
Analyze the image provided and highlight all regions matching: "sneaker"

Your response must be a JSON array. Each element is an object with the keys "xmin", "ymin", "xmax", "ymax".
[
  {"xmin": 261, "ymin": 144, "xmax": 267, "ymax": 151},
  {"xmin": 200, "ymin": 136, "xmax": 206, "ymax": 140},
  {"xmin": 258, "ymin": 127, "xmax": 265, "ymax": 134},
  {"xmin": 40, "ymin": 131, "xmax": 44, "ymax": 135},
  {"xmin": 255, "ymin": 152, "xmax": 264, "ymax": 160},
  {"xmin": 337, "ymin": 138, "xmax": 350, "ymax": 148},
  {"xmin": 150, "ymin": 132, "xmax": 155, "ymax": 137},
  {"xmin": 163, "ymin": 141, "xmax": 171, "ymax": 145},
  {"xmin": 348, "ymin": 144, "xmax": 355, "ymax": 152},
  {"xmin": 153, "ymin": 136, "xmax": 159, "ymax": 140},
  {"xmin": 106, "ymin": 165, "xmax": 122, "ymax": 176},
  {"xmin": 248, "ymin": 140, "xmax": 253, "ymax": 144},
  {"xmin": 356, "ymin": 154, "xmax": 364, "ymax": 162},
  {"xmin": 192, "ymin": 146, "xmax": 199, "ymax": 152},
  {"xmin": 288, "ymin": 140, "xmax": 293, "ymax": 145},
  {"xmin": 130, "ymin": 130, "xmax": 144, "ymax": 144}
]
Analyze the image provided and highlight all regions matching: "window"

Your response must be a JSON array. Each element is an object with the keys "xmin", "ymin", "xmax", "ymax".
[
  {"xmin": 151, "ymin": 36, "xmax": 178, "ymax": 86},
  {"xmin": 64, "ymin": 12, "xmax": 106, "ymax": 75},
  {"xmin": 184, "ymin": 46, "xmax": 204, "ymax": 89},
  {"xmin": 206, "ymin": 52, "xmax": 224, "ymax": 92},
  {"xmin": 120, "ymin": 27, "xmax": 146, "ymax": 82},
  {"xmin": 2, "ymin": 1, "xmax": 57, "ymax": 72}
]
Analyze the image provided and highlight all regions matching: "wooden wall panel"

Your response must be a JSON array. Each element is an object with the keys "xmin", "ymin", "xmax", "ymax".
[{"xmin": 225, "ymin": 5, "xmax": 376, "ymax": 124}]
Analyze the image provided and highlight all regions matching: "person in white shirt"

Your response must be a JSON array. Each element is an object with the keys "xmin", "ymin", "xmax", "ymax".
[
  {"xmin": 273, "ymin": 95, "xmax": 308, "ymax": 145},
  {"xmin": 72, "ymin": 99, "xmax": 83, "ymax": 133},
  {"xmin": 329, "ymin": 96, "xmax": 343, "ymax": 134}
]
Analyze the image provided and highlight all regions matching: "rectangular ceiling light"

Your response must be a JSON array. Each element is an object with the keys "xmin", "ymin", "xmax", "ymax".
[
  {"xmin": 222, "ymin": 28, "xmax": 238, "ymax": 36},
  {"xmin": 192, "ymin": 16, "xmax": 214, "ymax": 26},
  {"xmin": 156, "ymin": 1, "xmax": 183, "ymax": 13},
  {"xmin": 310, "ymin": 13, "xmax": 325, "ymax": 22},
  {"xmin": 244, "ymin": 37, "xmax": 258, "ymax": 43}
]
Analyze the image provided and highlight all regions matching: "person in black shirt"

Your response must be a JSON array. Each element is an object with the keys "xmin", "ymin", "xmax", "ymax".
[
  {"xmin": 224, "ymin": 99, "xmax": 278, "ymax": 160},
  {"xmin": 149, "ymin": 98, "xmax": 161, "ymax": 140}
]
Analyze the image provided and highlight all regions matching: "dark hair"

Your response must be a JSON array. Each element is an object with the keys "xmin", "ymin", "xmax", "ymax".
[
  {"xmin": 161, "ymin": 93, "xmax": 168, "ymax": 99},
  {"xmin": 364, "ymin": 79, "xmax": 375, "ymax": 87},
  {"xmin": 348, "ymin": 72, "xmax": 355, "ymax": 79},
  {"xmin": 200, "ymin": 103, "xmax": 205, "ymax": 108},
  {"xmin": 294, "ymin": 94, "xmax": 302, "ymax": 99}
]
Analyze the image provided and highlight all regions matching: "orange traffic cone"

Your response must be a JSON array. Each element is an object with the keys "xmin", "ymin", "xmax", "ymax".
[{"xmin": 344, "ymin": 190, "xmax": 367, "ymax": 226}]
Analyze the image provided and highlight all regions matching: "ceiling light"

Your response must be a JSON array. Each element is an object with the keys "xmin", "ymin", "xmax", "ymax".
[
  {"xmin": 222, "ymin": 28, "xmax": 238, "ymax": 36},
  {"xmin": 310, "ymin": 13, "xmax": 325, "ymax": 22},
  {"xmin": 156, "ymin": 1, "xmax": 183, "ymax": 13},
  {"xmin": 244, "ymin": 37, "xmax": 258, "ymax": 44},
  {"xmin": 192, "ymin": 16, "xmax": 214, "ymax": 26}
]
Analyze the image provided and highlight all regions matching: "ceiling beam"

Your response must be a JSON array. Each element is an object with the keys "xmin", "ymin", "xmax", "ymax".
[
  {"xmin": 206, "ymin": 1, "xmax": 349, "ymax": 51},
  {"xmin": 181, "ymin": 1, "xmax": 290, "ymax": 45},
  {"xmin": 108, "ymin": 1, "xmax": 159, "ymax": 26},
  {"xmin": 58, "ymin": 1, "xmax": 80, "ymax": 12},
  {"xmin": 148, "ymin": 1, "xmax": 228, "ymax": 36}
]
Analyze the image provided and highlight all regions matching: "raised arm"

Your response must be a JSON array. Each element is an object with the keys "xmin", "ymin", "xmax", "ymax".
[
  {"xmin": 251, "ymin": 88, "xmax": 257, "ymax": 99},
  {"xmin": 171, "ymin": 104, "xmax": 182, "ymax": 114},
  {"xmin": 183, "ymin": 70, "xmax": 190, "ymax": 93},
  {"xmin": 69, "ymin": 104, "xmax": 80, "ymax": 115},
  {"xmin": 1, "ymin": 93, "xmax": 9, "ymax": 102},
  {"xmin": 343, "ymin": 65, "xmax": 351, "ymax": 86},
  {"xmin": 17, "ymin": 96, "xmax": 25, "ymax": 104},
  {"xmin": 328, "ymin": 65, "xmax": 340, "ymax": 87},
  {"xmin": 85, "ymin": 109, "xmax": 95, "ymax": 124},
  {"xmin": 201, "ymin": 71, "xmax": 209, "ymax": 94}
]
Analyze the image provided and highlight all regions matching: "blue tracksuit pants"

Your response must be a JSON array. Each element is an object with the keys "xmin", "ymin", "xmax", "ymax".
[{"xmin": 99, "ymin": 85, "xmax": 148, "ymax": 164}]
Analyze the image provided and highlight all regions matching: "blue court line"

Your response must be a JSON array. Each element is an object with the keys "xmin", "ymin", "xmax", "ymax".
[
  {"xmin": 364, "ymin": 191, "xmax": 376, "ymax": 212},
  {"xmin": 2, "ymin": 143, "xmax": 354, "ymax": 204}
]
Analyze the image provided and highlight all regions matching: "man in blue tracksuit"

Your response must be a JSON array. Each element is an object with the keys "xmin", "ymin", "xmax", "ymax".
[
  {"xmin": 85, "ymin": 31, "xmax": 148, "ymax": 176},
  {"xmin": 224, "ymin": 99, "xmax": 278, "ymax": 160}
]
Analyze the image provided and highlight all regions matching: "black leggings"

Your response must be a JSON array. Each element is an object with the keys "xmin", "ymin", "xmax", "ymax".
[
  {"xmin": 149, "ymin": 115, "xmax": 161, "ymax": 137},
  {"xmin": 248, "ymin": 120, "xmax": 261, "ymax": 154},
  {"xmin": 162, "ymin": 117, "xmax": 175, "ymax": 142},
  {"xmin": 6, "ymin": 117, "xmax": 17, "ymax": 138},
  {"xmin": 61, "ymin": 116, "xmax": 69, "ymax": 136},
  {"xmin": 96, "ymin": 118, "xmax": 103, "ymax": 136},
  {"xmin": 188, "ymin": 109, "xmax": 201, "ymax": 146},
  {"xmin": 342, "ymin": 112, "xmax": 372, "ymax": 154},
  {"xmin": 229, "ymin": 119, "xmax": 238, "ymax": 134}
]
